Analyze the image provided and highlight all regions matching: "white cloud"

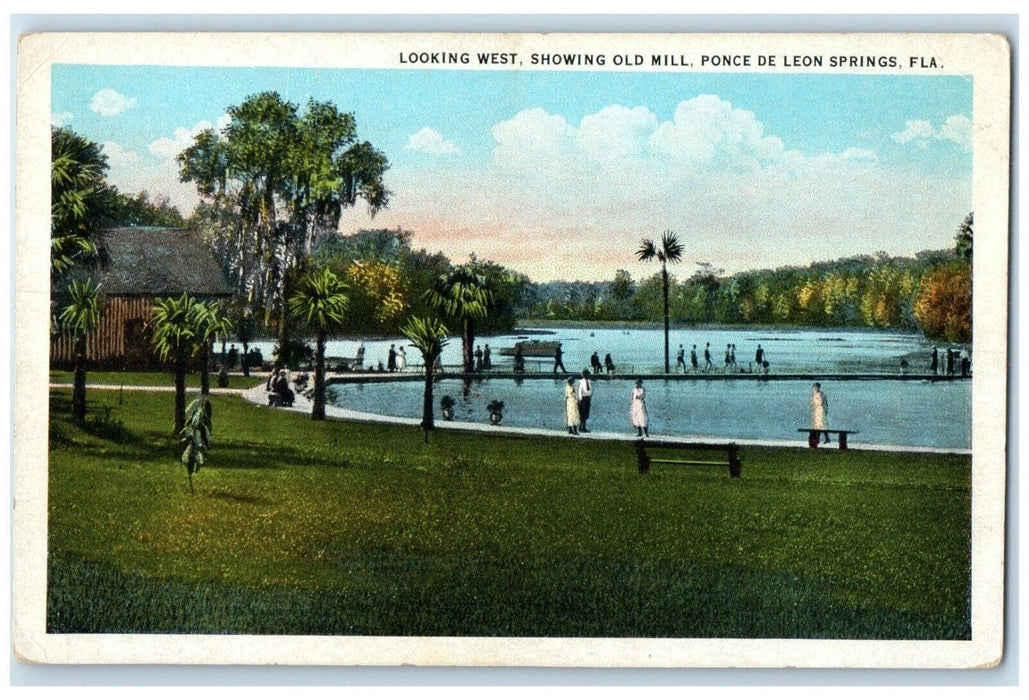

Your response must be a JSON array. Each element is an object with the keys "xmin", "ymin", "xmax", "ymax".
[
  {"xmin": 90, "ymin": 88, "xmax": 137, "ymax": 117},
  {"xmin": 51, "ymin": 112, "xmax": 74, "ymax": 127},
  {"xmin": 101, "ymin": 141, "xmax": 141, "ymax": 170},
  {"xmin": 148, "ymin": 120, "xmax": 219, "ymax": 160},
  {"xmin": 405, "ymin": 127, "xmax": 460, "ymax": 156},
  {"xmin": 892, "ymin": 115, "xmax": 971, "ymax": 151},
  {"xmin": 938, "ymin": 114, "xmax": 972, "ymax": 150},
  {"xmin": 577, "ymin": 105, "xmax": 658, "ymax": 162}
]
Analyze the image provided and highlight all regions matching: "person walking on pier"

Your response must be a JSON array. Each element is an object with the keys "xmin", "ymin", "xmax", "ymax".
[
  {"xmin": 676, "ymin": 344, "xmax": 687, "ymax": 373},
  {"xmin": 946, "ymin": 348, "xmax": 955, "ymax": 376},
  {"xmin": 755, "ymin": 344, "xmax": 764, "ymax": 370},
  {"xmin": 704, "ymin": 343, "xmax": 713, "ymax": 372},
  {"xmin": 930, "ymin": 347, "xmax": 939, "ymax": 375},
  {"xmin": 810, "ymin": 382, "xmax": 829, "ymax": 444},
  {"xmin": 630, "ymin": 379, "xmax": 649, "ymax": 437},
  {"xmin": 553, "ymin": 343, "xmax": 567, "ymax": 373},
  {"xmin": 724, "ymin": 344, "xmax": 732, "ymax": 373},
  {"xmin": 690, "ymin": 344, "xmax": 699, "ymax": 372},
  {"xmin": 564, "ymin": 378, "xmax": 580, "ymax": 435},
  {"xmin": 577, "ymin": 370, "xmax": 594, "ymax": 433}
]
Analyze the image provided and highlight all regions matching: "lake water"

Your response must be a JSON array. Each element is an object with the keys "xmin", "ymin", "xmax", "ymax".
[
  {"xmin": 250, "ymin": 325, "xmax": 962, "ymax": 375},
  {"xmin": 326, "ymin": 375, "xmax": 971, "ymax": 450},
  {"xmin": 247, "ymin": 326, "xmax": 970, "ymax": 449}
]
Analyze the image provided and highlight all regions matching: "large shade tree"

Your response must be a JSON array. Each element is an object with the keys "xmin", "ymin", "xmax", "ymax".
[
  {"xmin": 58, "ymin": 278, "xmax": 103, "ymax": 426},
  {"xmin": 425, "ymin": 263, "xmax": 493, "ymax": 374},
  {"xmin": 401, "ymin": 316, "xmax": 449, "ymax": 443},
  {"xmin": 178, "ymin": 91, "xmax": 390, "ymax": 358},
  {"xmin": 288, "ymin": 266, "xmax": 350, "ymax": 420},
  {"xmin": 636, "ymin": 231, "xmax": 684, "ymax": 373}
]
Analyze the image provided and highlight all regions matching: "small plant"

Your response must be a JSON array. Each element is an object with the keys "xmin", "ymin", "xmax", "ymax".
[
  {"xmin": 85, "ymin": 405, "xmax": 124, "ymax": 442},
  {"xmin": 180, "ymin": 395, "xmax": 213, "ymax": 493},
  {"xmin": 487, "ymin": 399, "xmax": 505, "ymax": 425},
  {"xmin": 440, "ymin": 395, "xmax": 456, "ymax": 420}
]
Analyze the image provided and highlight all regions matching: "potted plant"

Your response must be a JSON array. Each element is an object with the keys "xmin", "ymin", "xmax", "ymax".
[
  {"xmin": 487, "ymin": 399, "xmax": 505, "ymax": 425},
  {"xmin": 440, "ymin": 395, "xmax": 456, "ymax": 421}
]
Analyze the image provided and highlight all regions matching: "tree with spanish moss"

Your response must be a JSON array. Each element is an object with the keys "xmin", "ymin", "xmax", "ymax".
[
  {"xmin": 178, "ymin": 91, "xmax": 390, "ymax": 358},
  {"xmin": 636, "ymin": 231, "xmax": 684, "ymax": 373}
]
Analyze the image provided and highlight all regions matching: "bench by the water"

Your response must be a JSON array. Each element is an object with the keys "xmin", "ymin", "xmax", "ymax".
[
  {"xmin": 635, "ymin": 439, "xmax": 742, "ymax": 478},
  {"xmin": 797, "ymin": 428, "xmax": 859, "ymax": 450},
  {"xmin": 325, "ymin": 356, "xmax": 364, "ymax": 372}
]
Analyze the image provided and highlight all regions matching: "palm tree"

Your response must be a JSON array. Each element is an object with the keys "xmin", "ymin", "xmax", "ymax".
[
  {"xmin": 51, "ymin": 127, "xmax": 114, "ymax": 280},
  {"xmin": 288, "ymin": 267, "xmax": 350, "ymax": 420},
  {"xmin": 150, "ymin": 294, "xmax": 205, "ymax": 434},
  {"xmin": 401, "ymin": 316, "xmax": 449, "ymax": 443},
  {"xmin": 425, "ymin": 264, "xmax": 492, "ymax": 374},
  {"xmin": 58, "ymin": 278, "xmax": 103, "ymax": 426},
  {"xmin": 194, "ymin": 301, "xmax": 234, "ymax": 395},
  {"xmin": 636, "ymin": 231, "xmax": 685, "ymax": 373}
]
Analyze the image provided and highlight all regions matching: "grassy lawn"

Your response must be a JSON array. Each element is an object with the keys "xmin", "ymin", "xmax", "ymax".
[
  {"xmin": 49, "ymin": 370, "xmax": 262, "ymax": 390},
  {"xmin": 47, "ymin": 387, "xmax": 971, "ymax": 638}
]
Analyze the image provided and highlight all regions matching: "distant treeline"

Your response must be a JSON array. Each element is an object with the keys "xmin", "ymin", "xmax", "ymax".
[{"xmin": 522, "ymin": 248, "xmax": 971, "ymax": 343}]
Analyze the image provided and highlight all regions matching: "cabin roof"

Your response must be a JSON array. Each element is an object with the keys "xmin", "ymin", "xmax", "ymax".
[{"xmin": 94, "ymin": 227, "xmax": 232, "ymax": 297}]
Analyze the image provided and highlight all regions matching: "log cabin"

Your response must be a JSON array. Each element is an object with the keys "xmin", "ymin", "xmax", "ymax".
[{"xmin": 50, "ymin": 227, "xmax": 232, "ymax": 370}]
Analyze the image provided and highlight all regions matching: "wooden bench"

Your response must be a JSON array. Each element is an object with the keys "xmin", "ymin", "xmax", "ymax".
[
  {"xmin": 797, "ymin": 428, "xmax": 859, "ymax": 450},
  {"xmin": 635, "ymin": 439, "xmax": 742, "ymax": 478}
]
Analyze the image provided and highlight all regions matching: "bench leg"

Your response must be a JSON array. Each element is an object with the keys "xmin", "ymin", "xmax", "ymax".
[
  {"xmin": 838, "ymin": 433, "xmax": 848, "ymax": 450},
  {"xmin": 728, "ymin": 446, "xmax": 742, "ymax": 478},
  {"xmin": 807, "ymin": 430, "xmax": 819, "ymax": 449},
  {"xmin": 636, "ymin": 440, "xmax": 650, "ymax": 474}
]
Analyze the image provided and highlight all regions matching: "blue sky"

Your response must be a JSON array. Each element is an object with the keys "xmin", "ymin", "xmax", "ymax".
[{"xmin": 52, "ymin": 63, "xmax": 973, "ymax": 281}]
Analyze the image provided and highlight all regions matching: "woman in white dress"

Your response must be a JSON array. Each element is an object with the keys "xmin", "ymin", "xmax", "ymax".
[
  {"xmin": 396, "ymin": 346, "xmax": 407, "ymax": 372},
  {"xmin": 564, "ymin": 378, "xmax": 580, "ymax": 435},
  {"xmin": 810, "ymin": 382, "xmax": 829, "ymax": 443},
  {"xmin": 630, "ymin": 379, "xmax": 648, "ymax": 437}
]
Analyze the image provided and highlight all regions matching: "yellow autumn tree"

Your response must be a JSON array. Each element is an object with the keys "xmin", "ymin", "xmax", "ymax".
[{"xmin": 914, "ymin": 263, "xmax": 971, "ymax": 343}]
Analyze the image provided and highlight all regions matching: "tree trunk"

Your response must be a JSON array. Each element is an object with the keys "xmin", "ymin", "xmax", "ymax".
[
  {"xmin": 421, "ymin": 360, "xmax": 435, "ymax": 442},
  {"xmin": 72, "ymin": 334, "xmax": 87, "ymax": 426},
  {"xmin": 313, "ymin": 330, "xmax": 326, "ymax": 420},
  {"xmin": 242, "ymin": 340, "xmax": 250, "ymax": 377},
  {"xmin": 201, "ymin": 341, "xmax": 212, "ymax": 395},
  {"xmin": 174, "ymin": 351, "xmax": 187, "ymax": 435},
  {"xmin": 462, "ymin": 319, "xmax": 475, "ymax": 374},
  {"xmin": 662, "ymin": 263, "xmax": 670, "ymax": 374}
]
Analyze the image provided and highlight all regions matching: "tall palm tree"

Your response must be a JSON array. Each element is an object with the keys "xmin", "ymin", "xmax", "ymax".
[
  {"xmin": 401, "ymin": 316, "xmax": 449, "ymax": 443},
  {"xmin": 51, "ymin": 127, "xmax": 114, "ymax": 280},
  {"xmin": 424, "ymin": 264, "xmax": 492, "ymax": 374},
  {"xmin": 58, "ymin": 278, "xmax": 103, "ymax": 426},
  {"xmin": 150, "ymin": 294, "xmax": 205, "ymax": 434},
  {"xmin": 636, "ymin": 231, "xmax": 685, "ymax": 373},
  {"xmin": 288, "ymin": 267, "xmax": 350, "ymax": 420}
]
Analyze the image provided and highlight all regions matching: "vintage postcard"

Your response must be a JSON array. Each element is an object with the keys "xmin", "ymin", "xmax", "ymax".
[{"xmin": 14, "ymin": 31, "xmax": 1010, "ymax": 668}]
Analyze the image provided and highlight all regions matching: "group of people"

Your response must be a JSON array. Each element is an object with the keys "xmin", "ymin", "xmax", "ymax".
[
  {"xmin": 929, "ymin": 347, "xmax": 971, "ymax": 377},
  {"xmin": 587, "ymin": 351, "xmax": 617, "ymax": 377},
  {"xmin": 474, "ymin": 344, "xmax": 493, "ymax": 372},
  {"xmin": 674, "ymin": 342, "xmax": 769, "ymax": 374},
  {"xmin": 265, "ymin": 367, "xmax": 297, "ymax": 407},
  {"xmin": 385, "ymin": 344, "xmax": 407, "ymax": 373},
  {"xmin": 562, "ymin": 370, "xmax": 649, "ymax": 437}
]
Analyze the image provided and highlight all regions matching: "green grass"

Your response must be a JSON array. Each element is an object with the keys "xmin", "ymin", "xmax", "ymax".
[
  {"xmin": 49, "ymin": 370, "xmax": 261, "ymax": 390},
  {"xmin": 47, "ymin": 387, "xmax": 971, "ymax": 638}
]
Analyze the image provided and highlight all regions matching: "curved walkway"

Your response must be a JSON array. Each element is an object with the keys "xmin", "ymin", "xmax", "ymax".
[{"xmin": 241, "ymin": 382, "xmax": 971, "ymax": 456}]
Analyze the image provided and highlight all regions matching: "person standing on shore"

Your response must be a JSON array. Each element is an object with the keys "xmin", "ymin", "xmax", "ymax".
[
  {"xmin": 811, "ymin": 382, "xmax": 829, "ymax": 444},
  {"xmin": 577, "ymin": 370, "xmax": 594, "ymax": 433},
  {"xmin": 630, "ymin": 379, "xmax": 649, "ymax": 437},
  {"xmin": 564, "ymin": 378, "xmax": 580, "ymax": 435}
]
